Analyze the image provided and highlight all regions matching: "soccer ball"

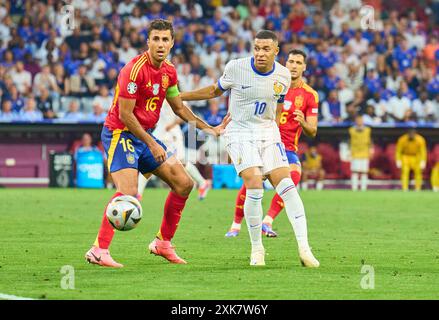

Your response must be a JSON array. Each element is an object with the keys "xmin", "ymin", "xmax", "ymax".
[{"xmin": 106, "ymin": 195, "xmax": 143, "ymax": 231}]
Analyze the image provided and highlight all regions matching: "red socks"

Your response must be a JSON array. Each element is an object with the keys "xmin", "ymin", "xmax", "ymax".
[
  {"xmin": 233, "ymin": 185, "xmax": 246, "ymax": 224},
  {"xmin": 94, "ymin": 191, "xmax": 124, "ymax": 249},
  {"xmin": 157, "ymin": 191, "xmax": 188, "ymax": 241},
  {"xmin": 267, "ymin": 170, "xmax": 301, "ymax": 219}
]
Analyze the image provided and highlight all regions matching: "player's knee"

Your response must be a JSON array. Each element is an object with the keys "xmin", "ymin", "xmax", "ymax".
[
  {"xmin": 119, "ymin": 185, "xmax": 138, "ymax": 197},
  {"xmin": 175, "ymin": 177, "xmax": 194, "ymax": 195}
]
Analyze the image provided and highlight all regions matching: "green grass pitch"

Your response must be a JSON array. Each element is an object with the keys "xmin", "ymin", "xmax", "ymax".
[{"xmin": 0, "ymin": 188, "xmax": 438, "ymax": 300}]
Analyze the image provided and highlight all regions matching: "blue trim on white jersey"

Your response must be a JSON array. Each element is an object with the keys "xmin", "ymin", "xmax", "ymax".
[
  {"xmin": 250, "ymin": 57, "xmax": 275, "ymax": 76},
  {"xmin": 217, "ymin": 79, "xmax": 226, "ymax": 91}
]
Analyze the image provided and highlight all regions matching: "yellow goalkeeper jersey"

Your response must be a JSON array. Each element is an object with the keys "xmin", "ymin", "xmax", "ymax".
[
  {"xmin": 396, "ymin": 133, "xmax": 427, "ymax": 161},
  {"xmin": 349, "ymin": 126, "xmax": 371, "ymax": 159}
]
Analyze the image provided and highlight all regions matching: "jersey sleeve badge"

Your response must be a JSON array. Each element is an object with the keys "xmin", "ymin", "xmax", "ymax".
[
  {"xmin": 127, "ymin": 82, "xmax": 137, "ymax": 94},
  {"xmin": 273, "ymin": 81, "xmax": 284, "ymax": 98}
]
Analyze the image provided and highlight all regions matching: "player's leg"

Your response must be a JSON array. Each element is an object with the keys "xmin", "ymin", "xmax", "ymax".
[
  {"xmin": 431, "ymin": 163, "xmax": 439, "ymax": 191},
  {"xmin": 401, "ymin": 156, "xmax": 410, "ymax": 191},
  {"xmin": 137, "ymin": 172, "xmax": 152, "ymax": 199},
  {"xmin": 351, "ymin": 159, "xmax": 359, "ymax": 191},
  {"xmin": 268, "ymin": 166, "xmax": 319, "ymax": 267},
  {"xmin": 263, "ymin": 162, "xmax": 302, "ymax": 237},
  {"xmin": 301, "ymin": 169, "xmax": 309, "ymax": 190},
  {"xmin": 413, "ymin": 158, "xmax": 423, "ymax": 191},
  {"xmin": 240, "ymin": 167, "xmax": 265, "ymax": 266},
  {"xmin": 316, "ymin": 168, "xmax": 325, "ymax": 190},
  {"xmin": 226, "ymin": 141, "xmax": 265, "ymax": 265},
  {"xmin": 263, "ymin": 143, "xmax": 318, "ymax": 267},
  {"xmin": 225, "ymin": 185, "xmax": 246, "ymax": 237},
  {"xmin": 360, "ymin": 159, "xmax": 369, "ymax": 191},
  {"xmin": 86, "ymin": 129, "xmax": 144, "ymax": 267},
  {"xmin": 144, "ymin": 154, "xmax": 193, "ymax": 264}
]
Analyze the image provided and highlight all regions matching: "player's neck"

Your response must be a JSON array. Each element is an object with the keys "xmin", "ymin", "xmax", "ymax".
[
  {"xmin": 291, "ymin": 78, "xmax": 303, "ymax": 89},
  {"xmin": 146, "ymin": 51, "xmax": 163, "ymax": 69}
]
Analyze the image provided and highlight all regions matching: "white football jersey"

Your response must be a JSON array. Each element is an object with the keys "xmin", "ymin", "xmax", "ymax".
[{"xmin": 218, "ymin": 57, "xmax": 291, "ymax": 141}]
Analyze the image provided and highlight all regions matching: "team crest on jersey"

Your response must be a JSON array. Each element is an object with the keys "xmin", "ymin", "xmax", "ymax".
[
  {"xmin": 273, "ymin": 81, "xmax": 284, "ymax": 95},
  {"xmin": 284, "ymin": 100, "xmax": 292, "ymax": 111},
  {"xmin": 161, "ymin": 74, "xmax": 170, "ymax": 90},
  {"xmin": 153, "ymin": 84, "xmax": 160, "ymax": 95},
  {"xmin": 126, "ymin": 153, "xmax": 135, "ymax": 165},
  {"xmin": 127, "ymin": 82, "xmax": 137, "ymax": 94},
  {"xmin": 294, "ymin": 95, "xmax": 304, "ymax": 108}
]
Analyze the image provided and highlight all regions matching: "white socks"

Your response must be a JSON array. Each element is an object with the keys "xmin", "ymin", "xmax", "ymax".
[
  {"xmin": 276, "ymin": 178, "xmax": 310, "ymax": 250},
  {"xmin": 185, "ymin": 162, "xmax": 206, "ymax": 187},
  {"xmin": 360, "ymin": 173, "xmax": 368, "ymax": 191},
  {"xmin": 351, "ymin": 173, "xmax": 359, "ymax": 191},
  {"xmin": 231, "ymin": 221, "xmax": 241, "ymax": 230},
  {"xmin": 352, "ymin": 173, "xmax": 368, "ymax": 191},
  {"xmin": 244, "ymin": 189, "xmax": 264, "ymax": 252},
  {"xmin": 137, "ymin": 173, "xmax": 149, "ymax": 195}
]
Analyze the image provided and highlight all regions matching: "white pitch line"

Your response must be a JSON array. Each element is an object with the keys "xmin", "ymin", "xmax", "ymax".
[{"xmin": 0, "ymin": 293, "xmax": 36, "ymax": 300}]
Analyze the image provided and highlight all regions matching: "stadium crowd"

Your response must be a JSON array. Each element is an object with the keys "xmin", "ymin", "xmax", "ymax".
[{"xmin": 0, "ymin": 0, "xmax": 438, "ymax": 126}]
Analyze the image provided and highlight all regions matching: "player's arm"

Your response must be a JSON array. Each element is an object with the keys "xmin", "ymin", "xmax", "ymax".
[
  {"xmin": 166, "ymin": 94, "xmax": 230, "ymax": 137},
  {"xmin": 276, "ymin": 103, "xmax": 283, "ymax": 126},
  {"xmin": 179, "ymin": 83, "xmax": 224, "ymax": 101},
  {"xmin": 119, "ymin": 97, "xmax": 167, "ymax": 162},
  {"xmin": 294, "ymin": 111, "xmax": 318, "ymax": 138},
  {"xmin": 181, "ymin": 60, "xmax": 234, "ymax": 102},
  {"xmin": 294, "ymin": 91, "xmax": 319, "ymax": 137}
]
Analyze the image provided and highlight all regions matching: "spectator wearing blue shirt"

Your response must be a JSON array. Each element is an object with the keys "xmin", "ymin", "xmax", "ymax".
[
  {"xmin": 298, "ymin": 25, "xmax": 320, "ymax": 51},
  {"xmin": 364, "ymin": 70, "xmax": 381, "ymax": 95},
  {"xmin": 392, "ymin": 39, "xmax": 417, "ymax": 72},
  {"xmin": 5, "ymin": 86, "xmax": 25, "ymax": 112},
  {"xmin": 0, "ymin": 100, "xmax": 18, "ymax": 122},
  {"xmin": 62, "ymin": 100, "xmax": 84, "ymax": 122},
  {"xmin": 399, "ymin": 80, "xmax": 418, "ymax": 101},
  {"xmin": 426, "ymin": 74, "xmax": 439, "ymax": 96},
  {"xmin": 323, "ymin": 67, "xmax": 341, "ymax": 93},
  {"xmin": 204, "ymin": 99, "xmax": 224, "ymax": 127},
  {"xmin": 316, "ymin": 41, "xmax": 338, "ymax": 69},
  {"xmin": 266, "ymin": 4, "xmax": 284, "ymax": 31},
  {"xmin": 86, "ymin": 102, "xmax": 107, "ymax": 123},
  {"xmin": 321, "ymin": 90, "xmax": 343, "ymax": 123},
  {"xmin": 210, "ymin": 8, "xmax": 230, "ymax": 38},
  {"xmin": 18, "ymin": 97, "xmax": 43, "ymax": 122}
]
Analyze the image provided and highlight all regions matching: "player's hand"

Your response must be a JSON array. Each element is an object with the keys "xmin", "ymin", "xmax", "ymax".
[
  {"xmin": 149, "ymin": 142, "xmax": 167, "ymax": 163},
  {"xmin": 210, "ymin": 113, "xmax": 231, "ymax": 137},
  {"xmin": 293, "ymin": 110, "xmax": 305, "ymax": 125},
  {"xmin": 420, "ymin": 161, "xmax": 426, "ymax": 170},
  {"xmin": 396, "ymin": 160, "xmax": 402, "ymax": 169}
]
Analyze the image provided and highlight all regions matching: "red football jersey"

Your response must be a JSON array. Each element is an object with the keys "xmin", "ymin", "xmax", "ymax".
[
  {"xmin": 105, "ymin": 52, "xmax": 178, "ymax": 131},
  {"xmin": 279, "ymin": 81, "xmax": 319, "ymax": 152}
]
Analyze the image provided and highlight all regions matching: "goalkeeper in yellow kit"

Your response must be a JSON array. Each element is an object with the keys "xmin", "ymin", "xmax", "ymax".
[{"xmin": 396, "ymin": 129, "xmax": 427, "ymax": 191}]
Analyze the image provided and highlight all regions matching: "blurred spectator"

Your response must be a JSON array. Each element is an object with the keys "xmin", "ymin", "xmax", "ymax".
[
  {"xmin": 8, "ymin": 61, "xmax": 32, "ymax": 94},
  {"xmin": 301, "ymin": 145, "xmax": 325, "ymax": 191},
  {"xmin": 93, "ymin": 85, "xmax": 114, "ymax": 112},
  {"xmin": 388, "ymin": 89, "xmax": 412, "ymax": 122},
  {"xmin": 347, "ymin": 30, "xmax": 369, "ymax": 56},
  {"xmin": 321, "ymin": 90, "xmax": 342, "ymax": 123},
  {"xmin": 412, "ymin": 91, "xmax": 436, "ymax": 123},
  {"xmin": 69, "ymin": 65, "xmax": 97, "ymax": 97},
  {"xmin": 33, "ymin": 65, "xmax": 59, "ymax": 96},
  {"xmin": 36, "ymin": 88, "xmax": 56, "ymax": 119},
  {"xmin": 62, "ymin": 100, "xmax": 84, "ymax": 122},
  {"xmin": 87, "ymin": 102, "xmax": 107, "ymax": 123},
  {"xmin": 0, "ymin": 99, "xmax": 17, "ymax": 122},
  {"xmin": 118, "ymin": 37, "xmax": 138, "ymax": 64},
  {"xmin": 6, "ymin": 85, "xmax": 25, "ymax": 112},
  {"xmin": 18, "ymin": 97, "xmax": 43, "ymax": 122}
]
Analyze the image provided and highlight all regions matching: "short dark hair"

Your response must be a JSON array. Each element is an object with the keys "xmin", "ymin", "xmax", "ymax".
[
  {"xmin": 255, "ymin": 30, "xmax": 278, "ymax": 43},
  {"xmin": 148, "ymin": 19, "xmax": 174, "ymax": 39},
  {"xmin": 287, "ymin": 49, "xmax": 307, "ymax": 63}
]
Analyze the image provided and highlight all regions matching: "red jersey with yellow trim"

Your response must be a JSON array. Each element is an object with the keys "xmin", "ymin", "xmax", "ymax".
[
  {"xmin": 104, "ymin": 52, "xmax": 178, "ymax": 131},
  {"xmin": 279, "ymin": 81, "xmax": 319, "ymax": 152}
]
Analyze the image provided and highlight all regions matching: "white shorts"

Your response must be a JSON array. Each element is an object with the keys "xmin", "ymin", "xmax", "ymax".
[
  {"xmin": 351, "ymin": 159, "xmax": 369, "ymax": 173},
  {"xmin": 226, "ymin": 140, "xmax": 289, "ymax": 175}
]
